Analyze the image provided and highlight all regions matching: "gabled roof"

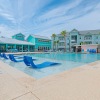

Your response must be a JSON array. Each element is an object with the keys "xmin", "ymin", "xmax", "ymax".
[
  {"xmin": 79, "ymin": 29, "xmax": 100, "ymax": 35},
  {"xmin": 30, "ymin": 34, "xmax": 51, "ymax": 40},
  {"xmin": 12, "ymin": 33, "xmax": 25, "ymax": 37},
  {"xmin": 0, "ymin": 37, "xmax": 34, "ymax": 45},
  {"xmin": 70, "ymin": 29, "xmax": 79, "ymax": 33}
]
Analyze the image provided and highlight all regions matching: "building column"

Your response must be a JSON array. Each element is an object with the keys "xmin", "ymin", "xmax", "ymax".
[
  {"xmin": 76, "ymin": 46, "xmax": 78, "ymax": 52},
  {"xmin": 6, "ymin": 44, "xmax": 8, "ymax": 52},
  {"xmin": 22, "ymin": 45, "xmax": 23, "ymax": 52},
  {"xmin": 14, "ymin": 44, "xmax": 16, "ymax": 49},
  {"xmin": 28, "ymin": 45, "xmax": 30, "ymax": 52}
]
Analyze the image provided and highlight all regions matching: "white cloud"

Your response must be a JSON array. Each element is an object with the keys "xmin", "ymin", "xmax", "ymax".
[
  {"xmin": 0, "ymin": 0, "xmax": 100, "ymax": 38},
  {"xmin": 0, "ymin": 25, "xmax": 18, "ymax": 37}
]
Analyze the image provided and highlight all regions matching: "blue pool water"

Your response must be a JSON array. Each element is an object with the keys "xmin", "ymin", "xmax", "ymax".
[{"xmin": 1, "ymin": 53, "xmax": 100, "ymax": 79}]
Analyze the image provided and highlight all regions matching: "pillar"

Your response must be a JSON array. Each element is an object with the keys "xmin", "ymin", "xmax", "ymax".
[
  {"xmin": 22, "ymin": 45, "xmax": 23, "ymax": 52},
  {"xmin": 5, "ymin": 44, "xmax": 8, "ymax": 52},
  {"xmin": 28, "ymin": 45, "xmax": 30, "ymax": 52}
]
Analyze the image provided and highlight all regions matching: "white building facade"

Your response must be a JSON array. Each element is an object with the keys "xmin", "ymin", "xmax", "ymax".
[{"xmin": 51, "ymin": 29, "xmax": 100, "ymax": 52}]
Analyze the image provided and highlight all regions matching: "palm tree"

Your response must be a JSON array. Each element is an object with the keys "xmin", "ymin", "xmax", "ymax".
[
  {"xmin": 52, "ymin": 33, "xmax": 56, "ymax": 39},
  {"xmin": 52, "ymin": 33, "xmax": 56, "ymax": 50},
  {"xmin": 56, "ymin": 40, "xmax": 59, "ymax": 51},
  {"xmin": 61, "ymin": 30, "xmax": 67, "ymax": 52},
  {"xmin": 54, "ymin": 41, "xmax": 57, "ymax": 51}
]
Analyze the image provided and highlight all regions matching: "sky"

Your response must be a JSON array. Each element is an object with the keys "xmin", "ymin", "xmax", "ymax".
[{"xmin": 0, "ymin": 0, "xmax": 100, "ymax": 38}]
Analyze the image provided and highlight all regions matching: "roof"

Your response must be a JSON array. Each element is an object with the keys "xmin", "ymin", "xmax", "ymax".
[
  {"xmin": 0, "ymin": 37, "xmax": 34, "ymax": 45},
  {"xmin": 69, "ymin": 29, "xmax": 100, "ymax": 35},
  {"xmin": 12, "ymin": 33, "xmax": 25, "ymax": 37},
  {"xmin": 30, "ymin": 34, "xmax": 51, "ymax": 40},
  {"xmin": 74, "ymin": 44, "xmax": 100, "ymax": 46},
  {"xmin": 79, "ymin": 29, "xmax": 100, "ymax": 35}
]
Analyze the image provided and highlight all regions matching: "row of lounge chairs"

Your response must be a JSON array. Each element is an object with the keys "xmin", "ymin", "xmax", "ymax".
[
  {"xmin": 0, "ymin": 53, "xmax": 60, "ymax": 68},
  {"xmin": 87, "ymin": 49, "xmax": 96, "ymax": 53},
  {"xmin": 82, "ymin": 49, "xmax": 96, "ymax": 53}
]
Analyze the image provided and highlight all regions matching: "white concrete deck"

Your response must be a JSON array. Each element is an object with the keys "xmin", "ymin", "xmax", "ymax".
[
  {"xmin": 6, "ymin": 52, "xmax": 50, "ymax": 55},
  {"xmin": 0, "ymin": 60, "xmax": 100, "ymax": 100}
]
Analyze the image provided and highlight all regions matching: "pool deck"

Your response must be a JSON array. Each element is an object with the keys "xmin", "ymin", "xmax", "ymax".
[
  {"xmin": 0, "ymin": 60, "xmax": 100, "ymax": 100},
  {"xmin": 6, "ymin": 52, "xmax": 51, "ymax": 55}
]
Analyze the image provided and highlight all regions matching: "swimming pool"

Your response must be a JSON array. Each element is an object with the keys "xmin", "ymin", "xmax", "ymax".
[{"xmin": 1, "ymin": 53, "xmax": 100, "ymax": 79}]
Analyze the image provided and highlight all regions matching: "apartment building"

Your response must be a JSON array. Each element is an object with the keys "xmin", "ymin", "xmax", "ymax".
[{"xmin": 51, "ymin": 29, "xmax": 100, "ymax": 52}]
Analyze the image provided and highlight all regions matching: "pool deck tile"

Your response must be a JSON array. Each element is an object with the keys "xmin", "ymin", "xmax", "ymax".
[
  {"xmin": 0, "ymin": 60, "xmax": 100, "ymax": 100},
  {"xmin": 0, "ymin": 73, "xmax": 29, "ymax": 100},
  {"xmin": 13, "ymin": 93, "xmax": 39, "ymax": 100}
]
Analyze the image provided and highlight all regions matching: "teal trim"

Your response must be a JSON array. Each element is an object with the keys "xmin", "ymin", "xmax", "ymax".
[
  {"xmin": 12, "ymin": 33, "xmax": 25, "ymax": 41},
  {"xmin": 0, "ymin": 43, "xmax": 34, "ymax": 52},
  {"xmin": 27, "ymin": 35, "xmax": 51, "ymax": 51}
]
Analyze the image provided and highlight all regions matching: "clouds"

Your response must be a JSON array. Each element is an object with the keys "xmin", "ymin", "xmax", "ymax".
[{"xmin": 0, "ymin": 0, "xmax": 100, "ymax": 38}]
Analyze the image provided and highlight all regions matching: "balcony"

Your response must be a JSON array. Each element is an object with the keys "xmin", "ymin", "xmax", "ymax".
[
  {"xmin": 83, "ymin": 39, "xmax": 92, "ymax": 41},
  {"xmin": 59, "ymin": 40, "xmax": 65, "ymax": 42},
  {"xmin": 71, "ymin": 40, "xmax": 77, "ymax": 43},
  {"xmin": 84, "ymin": 36, "xmax": 92, "ymax": 41},
  {"xmin": 58, "ymin": 45, "xmax": 65, "ymax": 48}
]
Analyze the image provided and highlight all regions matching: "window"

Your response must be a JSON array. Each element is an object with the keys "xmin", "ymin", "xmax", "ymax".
[
  {"xmin": 96, "ymin": 42, "xmax": 98, "ymax": 44},
  {"xmin": 59, "ymin": 37, "xmax": 64, "ymax": 40},
  {"xmin": 71, "ymin": 35, "xmax": 77, "ymax": 43},
  {"xmin": 84, "ymin": 35, "xmax": 92, "ymax": 40},
  {"xmin": 59, "ymin": 42, "xmax": 64, "ymax": 46},
  {"xmin": 38, "ymin": 39, "xmax": 50, "ymax": 42},
  {"xmin": 17, "ymin": 35, "xmax": 23, "ymax": 38},
  {"xmin": 96, "ymin": 36, "xmax": 98, "ymax": 39}
]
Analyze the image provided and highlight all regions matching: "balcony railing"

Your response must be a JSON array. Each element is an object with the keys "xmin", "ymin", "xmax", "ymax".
[
  {"xmin": 59, "ymin": 40, "xmax": 65, "ymax": 42},
  {"xmin": 71, "ymin": 40, "xmax": 77, "ymax": 43},
  {"xmin": 58, "ymin": 45, "xmax": 65, "ymax": 48}
]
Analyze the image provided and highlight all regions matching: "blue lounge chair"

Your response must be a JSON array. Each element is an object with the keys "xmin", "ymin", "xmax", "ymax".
[
  {"xmin": 89, "ymin": 49, "xmax": 92, "ymax": 53},
  {"xmin": 24, "ymin": 56, "xmax": 31, "ymax": 66},
  {"xmin": 0, "ymin": 53, "xmax": 3, "ymax": 57},
  {"xmin": 23, "ymin": 56, "xmax": 60, "ymax": 68},
  {"xmin": 2, "ymin": 53, "xmax": 23, "ymax": 60},
  {"xmin": 87, "ymin": 49, "xmax": 90, "ymax": 52},
  {"xmin": 81, "ymin": 49, "xmax": 84, "ymax": 52},
  {"xmin": 92, "ymin": 49, "xmax": 96, "ymax": 53},
  {"xmin": 2, "ymin": 53, "xmax": 9, "ymax": 59},
  {"xmin": 24, "ymin": 56, "xmax": 37, "ymax": 66},
  {"xmin": 9, "ymin": 54, "xmax": 23, "ymax": 62}
]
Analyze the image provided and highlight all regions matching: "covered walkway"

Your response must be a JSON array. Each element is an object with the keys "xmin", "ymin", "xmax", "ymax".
[{"xmin": 0, "ymin": 37, "xmax": 34, "ymax": 52}]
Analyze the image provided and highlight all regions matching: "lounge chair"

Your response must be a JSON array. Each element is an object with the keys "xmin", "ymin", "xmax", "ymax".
[
  {"xmin": 87, "ymin": 49, "xmax": 90, "ymax": 52},
  {"xmin": 9, "ymin": 54, "xmax": 23, "ymax": 62},
  {"xmin": 94, "ymin": 49, "xmax": 96, "ymax": 53},
  {"xmin": 2, "ymin": 53, "xmax": 9, "ymax": 59},
  {"xmin": 81, "ymin": 49, "xmax": 84, "ymax": 52},
  {"xmin": 89, "ymin": 49, "xmax": 92, "ymax": 53},
  {"xmin": 92, "ymin": 49, "xmax": 96, "ymax": 53},
  {"xmin": 0, "ymin": 53, "xmax": 3, "ymax": 57},
  {"xmin": 24, "ymin": 56, "xmax": 37, "ymax": 66},
  {"xmin": 23, "ymin": 56, "xmax": 60, "ymax": 68},
  {"xmin": 2, "ymin": 53, "xmax": 23, "ymax": 60}
]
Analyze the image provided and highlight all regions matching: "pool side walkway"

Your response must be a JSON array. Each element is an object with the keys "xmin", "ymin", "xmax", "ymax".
[
  {"xmin": 0, "ymin": 60, "xmax": 100, "ymax": 100},
  {"xmin": 6, "ymin": 51, "xmax": 51, "ymax": 55}
]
